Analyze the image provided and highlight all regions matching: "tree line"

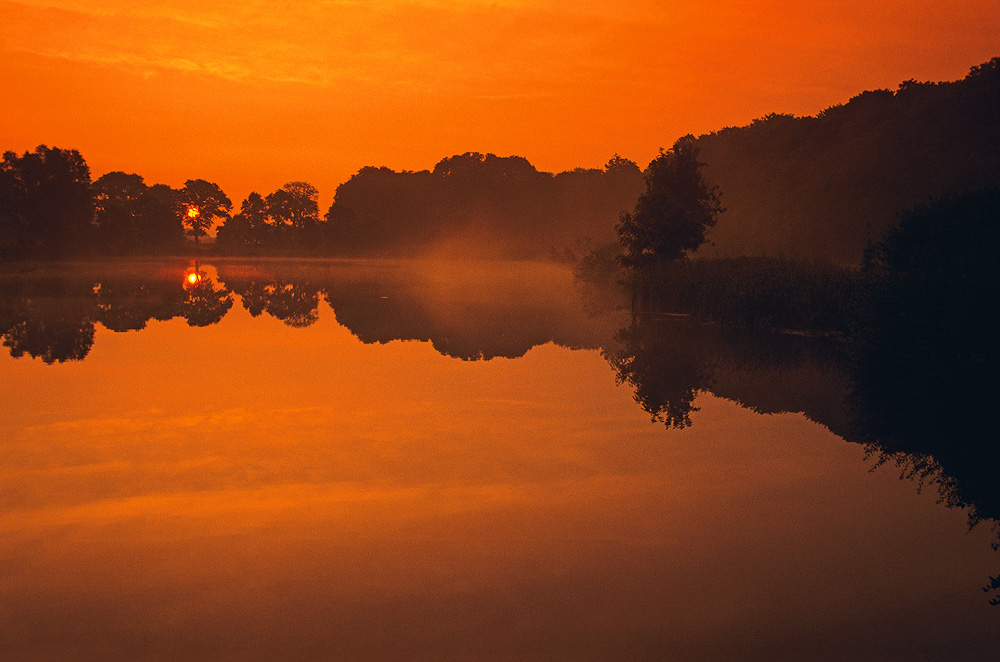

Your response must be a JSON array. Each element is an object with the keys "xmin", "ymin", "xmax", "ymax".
[
  {"xmin": 1, "ymin": 147, "xmax": 643, "ymax": 260},
  {"xmin": 325, "ymin": 153, "xmax": 643, "ymax": 258},
  {"xmin": 0, "ymin": 145, "xmax": 328, "ymax": 258},
  {"xmin": 4, "ymin": 56, "xmax": 994, "ymax": 262}
]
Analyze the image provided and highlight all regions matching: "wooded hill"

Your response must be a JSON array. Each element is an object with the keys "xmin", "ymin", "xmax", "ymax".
[{"xmin": 693, "ymin": 57, "xmax": 999, "ymax": 264}]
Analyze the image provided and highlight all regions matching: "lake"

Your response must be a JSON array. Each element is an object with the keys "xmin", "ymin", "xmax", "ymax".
[{"xmin": 1, "ymin": 258, "xmax": 996, "ymax": 660}]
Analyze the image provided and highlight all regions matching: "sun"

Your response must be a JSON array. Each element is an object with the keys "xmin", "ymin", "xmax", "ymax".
[{"xmin": 186, "ymin": 206, "xmax": 200, "ymax": 219}]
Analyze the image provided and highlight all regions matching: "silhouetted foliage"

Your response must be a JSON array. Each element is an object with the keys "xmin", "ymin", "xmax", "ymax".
[
  {"xmin": 616, "ymin": 136, "xmax": 724, "ymax": 269},
  {"xmin": 851, "ymin": 189, "xmax": 999, "ymax": 531},
  {"xmin": 93, "ymin": 173, "xmax": 185, "ymax": 254},
  {"xmin": 694, "ymin": 57, "xmax": 1000, "ymax": 263},
  {"xmin": 180, "ymin": 179, "xmax": 232, "ymax": 244},
  {"xmin": 266, "ymin": 181, "xmax": 322, "ymax": 250},
  {"xmin": 93, "ymin": 171, "xmax": 147, "ymax": 253},
  {"xmin": 217, "ymin": 184, "xmax": 325, "ymax": 254},
  {"xmin": 0, "ymin": 145, "xmax": 93, "ymax": 257},
  {"xmin": 216, "ymin": 192, "xmax": 268, "ymax": 254},
  {"xmin": 325, "ymin": 153, "xmax": 643, "ymax": 258},
  {"xmin": 582, "ymin": 182, "xmax": 1000, "ymax": 599},
  {"xmin": 0, "ymin": 145, "xmax": 194, "ymax": 258},
  {"xmin": 267, "ymin": 182, "xmax": 320, "ymax": 230},
  {"xmin": 139, "ymin": 184, "xmax": 187, "ymax": 253}
]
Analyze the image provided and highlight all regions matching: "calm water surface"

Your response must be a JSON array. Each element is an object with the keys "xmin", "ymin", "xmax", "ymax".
[{"xmin": 0, "ymin": 259, "xmax": 996, "ymax": 660}]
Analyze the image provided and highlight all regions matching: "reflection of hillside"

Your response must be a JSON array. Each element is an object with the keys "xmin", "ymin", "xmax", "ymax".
[
  {"xmin": 4, "ymin": 315, "xmax": 96, "ymax": 364},
  {"xmin": 608, "ymin": 316, "xmax": 998, "ymax": 601},
  {"xmin": 605, "ymin": 319, "xmax": 852, "ymax": 434}
]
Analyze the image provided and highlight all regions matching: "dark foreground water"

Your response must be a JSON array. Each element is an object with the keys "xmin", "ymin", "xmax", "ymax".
[{"xmin": 1, "ymin": 259, "xmax": 996, "ymax": 660}]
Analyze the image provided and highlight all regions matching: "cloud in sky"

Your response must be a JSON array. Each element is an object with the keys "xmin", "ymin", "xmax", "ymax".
[{"xmin": 3, "ymin": 1, "xmax": 662, "ymax": 88}]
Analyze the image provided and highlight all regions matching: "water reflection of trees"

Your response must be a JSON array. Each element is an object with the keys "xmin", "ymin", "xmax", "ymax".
[
  {"xmin": 607, "ymin": 314, "xmax": 996, "ymax": 520},
  {"xmin": 855, "ymin": 318, "xmax": 998, "ymax": 604},
  {"xmin": 5, "ymin": 259, "xmax": 994, "ymax": 543},
  {"xmin": 214, "ymin": 262, "xmax": 614, "ymax": 360},
  {"xmin": 1, "ymin": 276, "xmax": 97, "ymax": 363},
  {"xmin": 608, "ymin": 311, "xmax": 998, "ymax": 603},
  {"xmin": 223, "ymin": 276, "xmax": 322, "ymax": 328},
  {"xmin": 0, "ymin": 267, "xmax": 232, "ymax": 362},
  {"xmin": 604, "ymin": 322, "xmax": 711, "ymax": 428},
  {"xmin": 847, "ymin": 190, "xmax": 1000, "ymax": 602},
  {"xmin": 179, "ymin": 280, "xmax": 234, "ymax": 327},
  {"xmin": 1, "ymin": 261, "xmax": 614, "ymax": 362},
  {"xmin": 605, "ymin": 318, "xmax": 851, "ymax": 431},
  {"xmin": 4, "ymin": 317, "xmax": 96, "ymax": 363},
  {"xmin": 323, "ymin": 283, "xmax": 566, "ymax": 360}
]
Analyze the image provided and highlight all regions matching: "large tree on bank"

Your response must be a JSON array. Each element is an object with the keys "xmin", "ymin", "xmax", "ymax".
[
  {"xmin": 179, "ymin": 179, "xmax": 231, "ymax": 244},
  {"xmin": 616, "ymin": 135, "xmax": 724, "ymax": 269},
  {"xmin": 0, "ymin": 145, "xmax": 93, "ymax": 256}
]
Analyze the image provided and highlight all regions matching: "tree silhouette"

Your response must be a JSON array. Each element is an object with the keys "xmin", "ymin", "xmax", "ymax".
[
  {"xmin": 180, "ymin": 179, "xmax": 231, "ymax": 244},
  {"xmin": 0, "ymin": 145, "xmax": 93, "ymax": 256},
  {"xmin": 851, "ymin": 189, "xmax": 999, "ymax": 527},
  {"xmin": 617, "ymin": 136, "xmax": 724, "ymax": 269},
  {"xmin": 138, "ymin": 184, "xmax": 185, "ymax": 253},
  {"xmin": 266, "ymin": 182, "xmax": 320, "ymax": 230},
  {"xmin": 264, "ymin": 182, "xmax": 321, "ymax": 250},
  {"xmin": 217, "ymin": 192, "xmax": 268, "ymax": 253},
  {"xmin": 93, "ymin": 172, "xmax": 148, "ymax": 254},
  {"xmin": 688, "ymin": 57, "xmax": 1000, "ymax": 263}
]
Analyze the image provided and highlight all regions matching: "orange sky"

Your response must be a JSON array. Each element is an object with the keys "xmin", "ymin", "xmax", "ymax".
[{"xmin": 2, "ymin": 0, "xmax": 998, "ymax": 209}]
